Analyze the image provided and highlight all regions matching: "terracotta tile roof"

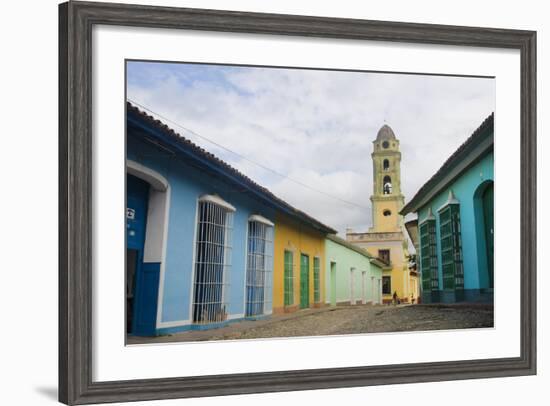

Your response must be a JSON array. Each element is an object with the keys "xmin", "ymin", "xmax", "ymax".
[
  {"xmin": 326, "ymin": 234, "xmax": 388, "ymax": 268},
  {"xmin": 127, "ymin": 102, "xmax": 337, "ymax": 234},
  {"xmin": 327, "ymin": 234, "xmax": 374, "ymax": 259},
  {"xmin": 401, "ymin": 113, "xmax": 494, "ymax": 215}
]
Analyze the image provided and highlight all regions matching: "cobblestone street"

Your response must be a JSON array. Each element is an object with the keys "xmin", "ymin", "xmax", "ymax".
[{"xmin": 128, "ymin": 303, "xmax": 494, "ymax": 345}]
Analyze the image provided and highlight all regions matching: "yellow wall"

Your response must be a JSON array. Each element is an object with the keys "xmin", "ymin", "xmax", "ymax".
[
  {"xmin": 359, "ymin": 127, "xmax": 420, "ymax": 302},
  {"xmin": 363, "ymin": 242, "xmax": 418, "ymax": 303},
  {"xmin": 372, "ymin": 200, "xmax": 401, "ymax": 232},
  {"xmin": 273, "ymin": 214, "xmax": 326, "ymax": 314}
]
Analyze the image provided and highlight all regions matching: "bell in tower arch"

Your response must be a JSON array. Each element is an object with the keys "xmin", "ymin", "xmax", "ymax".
[{"xmin": 383, "ymin": 175, "xmax": 392, "ymax": 194}]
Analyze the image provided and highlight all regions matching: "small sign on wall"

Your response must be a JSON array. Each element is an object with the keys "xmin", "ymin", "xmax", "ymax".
[{"xmin": 126, "ymin": 208, "xmax": 135, "ymax": 220}]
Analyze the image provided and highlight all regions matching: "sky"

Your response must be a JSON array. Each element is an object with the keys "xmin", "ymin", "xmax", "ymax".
[{"xmin": 126, "ymin": 61, "xmax": 495, "ymax": 237}]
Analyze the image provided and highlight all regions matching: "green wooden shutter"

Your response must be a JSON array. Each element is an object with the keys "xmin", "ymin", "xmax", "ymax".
[
  {"xmin": 300, "ymin": 254, "xmax": 310, "ymax": 309},
  {"xmin": 313, "ymin": 257, "xmax": 321, "ymax": 303},
  {"xmin": 439, "ymin": 204, "xmax": 464, "ymax": 290},
  {"xmin": 419, "ymin": 219, "xmax": 439, "ymax": 291},
  {"xmin": 284, "ymin": 251, "xmax": 294, "ymax": 306}
]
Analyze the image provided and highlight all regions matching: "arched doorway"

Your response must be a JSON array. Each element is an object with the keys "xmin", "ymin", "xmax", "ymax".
[
  {"xmin": 474, "ymin": 180, "xmax": 494, "ymax": 289},
  {"xmin": 482, "ymin": 183, "xmax": 494, "ymax": 288},
  {"xmin": 126, "ymin": 174, "xmax": 150, "ymax": 334},
  {"xmin": 126, "ymin": 161, "xmax": 170, "ymax": 336}
]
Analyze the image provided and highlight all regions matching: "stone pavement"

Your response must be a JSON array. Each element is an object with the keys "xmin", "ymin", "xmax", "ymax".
[{"xmin": 127, "ymin": 303, "xmax": 494, "ymax": 345}]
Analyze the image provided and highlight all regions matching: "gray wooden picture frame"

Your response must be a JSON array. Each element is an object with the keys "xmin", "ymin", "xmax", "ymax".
[{"xmin": 59, "ymin": 1, "xmax": 537, "ymax": 404}]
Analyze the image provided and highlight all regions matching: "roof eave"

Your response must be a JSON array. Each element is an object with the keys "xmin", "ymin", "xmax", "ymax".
[
  {"xmin": 127, "ymin": 106, "xmax": 336, "ymax": 234},
  {"xmin": 326, "ymin": 234, "xmax": 374, "ymax": 259},
  {"xmin": 369, "ymin": 258, "xmax": 389, "ymax": 269},
  {"xmin": 401, "ymin": 114, "xmax": 494, "ymax": 215}
]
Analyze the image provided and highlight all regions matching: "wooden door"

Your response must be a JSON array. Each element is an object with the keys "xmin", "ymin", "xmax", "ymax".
[
  {"xmin": 483, "ymin": 183, "xmax": 494, "ymax": 288},
  {"xmin": 300, "ymin": 254, "xmax": 310, "ymax": 309}
]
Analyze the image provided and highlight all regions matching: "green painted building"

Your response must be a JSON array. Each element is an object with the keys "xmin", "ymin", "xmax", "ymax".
[
  {"xmin": 401, "ymin": 113, "xmax": 494, "ymax": 304},
  {"xmin": 325, "ymin": 234, "xmax": 386, "ymax": 306}
]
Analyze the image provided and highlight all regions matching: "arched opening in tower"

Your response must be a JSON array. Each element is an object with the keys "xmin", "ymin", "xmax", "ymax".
[
  {"xmin": 383, "ymin": 175, "xmax": 392, "ymax": 195},
  {"xmin": 383, "ymin": 159, "xmax": 390, "ymax": 171}
]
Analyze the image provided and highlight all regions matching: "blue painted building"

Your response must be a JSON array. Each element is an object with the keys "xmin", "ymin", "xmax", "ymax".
[
  {"xmin": 126, "ymin": 102, "xmax": 334, "ymax": 336},
  {"xmin": 401, "ymin": 114, "xmax": 494, "ymax": 304}
]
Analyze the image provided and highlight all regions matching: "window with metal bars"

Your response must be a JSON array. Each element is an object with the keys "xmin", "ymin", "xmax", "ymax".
[
  {"xmin": 378, "ymin": 249, "xmax": 390, "ymax": 264},
  {"xmin": 382, "ymin": 276, "xmax": 391, "ymax": 295},
  {"xmin": 313, "ymin": 257, "xmax": 321, "ymax": 303},
  {"xmin": 284, "ymin": 250, "xmax": 294, "ymax": 306},
  {"xmin": 245, "ymin": 217, "xmax": 274, "ymax": 317},
  {"xmin": 439, "ymin": 204, "xmax": 464, "ymax": 290},
  {"xmin": 419, "ymin": 219, "xmax": 439, "ymax": 292},
  {"xmin": 192, "ymin": 197, "xmax": 234, "ymax": 324}
]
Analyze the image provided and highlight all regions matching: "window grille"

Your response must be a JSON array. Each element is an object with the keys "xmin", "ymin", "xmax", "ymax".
[
  {"xmin": 245, "ymin": 217, "xmax": 274, "ymax": 317},
  {"xmin": 192, "ymin": 197, "xmax": 234, "ymax": 324},
  {"xmin": 419, "ymin": 219, "xmax": 439, "ymax": 291},
  {"xmin": 439, "ymin": 204, "xmax": 464, "ymax": 290},
  {"xmin": 284, "ymin": 250, "xmax": 294, "ymax": 306},
  {"xmin": 313, "ymin": 257, "xmax": 321, "ymax": 303},
  {"xmin": 382, "ymin": 276, "xmax": 391, "ymax": 295},
  {"xmin": 378, "ymin": 249, "xmax": 390, "ymax": 264}
]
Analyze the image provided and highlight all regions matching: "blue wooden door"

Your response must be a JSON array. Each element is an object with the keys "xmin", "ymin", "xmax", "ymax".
[
  {"xmin": 127, "ymin": 175, "xmax": 149, "ymax": 251},
  {"xmin": 126, "ymin": 174, "xmax": 159, "ymax": 336}
]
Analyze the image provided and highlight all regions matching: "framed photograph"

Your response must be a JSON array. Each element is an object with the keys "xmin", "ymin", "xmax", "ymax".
[{"xmin": 59, "ymin": 1, "xmax": 536, "ymax": 404}]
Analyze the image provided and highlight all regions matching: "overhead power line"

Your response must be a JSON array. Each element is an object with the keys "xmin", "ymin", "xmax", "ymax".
[{"xmin": 127, "ymin": 98, "xmax": 371, "ymax": 211}]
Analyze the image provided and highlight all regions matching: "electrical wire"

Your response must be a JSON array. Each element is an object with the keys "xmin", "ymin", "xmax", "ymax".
[{"xmin": 127, "ymin": 98, "xmax": 371, "ymax": 211}]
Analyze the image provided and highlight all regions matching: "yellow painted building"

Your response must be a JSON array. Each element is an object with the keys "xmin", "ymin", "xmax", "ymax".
[
  {"xmin": 346, "ymin": 124, "xmax": 419, "ymax": 304},
  {"xmin": 273, "ymin": 213, "xmax": 332, "ymax": 314}
]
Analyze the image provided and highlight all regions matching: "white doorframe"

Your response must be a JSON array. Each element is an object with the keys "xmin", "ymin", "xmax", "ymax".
[{"xmin": 126, "ymin": 160, "xmax": 172, "ymax": 330}]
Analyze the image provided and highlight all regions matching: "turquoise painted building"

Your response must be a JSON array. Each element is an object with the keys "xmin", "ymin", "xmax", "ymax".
[
  {"xmin": 401, "ymin": 113, "xmax": 494, "ymax": 304},
  {"xmin": 325, "ymin": 235, "xmax": 385, "ymax": 306}
]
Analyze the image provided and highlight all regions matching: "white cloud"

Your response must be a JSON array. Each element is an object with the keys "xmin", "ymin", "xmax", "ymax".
[{"xmin": 127, "ymin": 62, "xmax": 495, "ymax": 236}]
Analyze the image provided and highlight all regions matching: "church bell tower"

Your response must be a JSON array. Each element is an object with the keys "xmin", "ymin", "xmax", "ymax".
[
  {"xmin": 369, "ymin": 124, "xmax": 405, "ymax": 233},
  {"xmin": 346, "ymin": 123, "xmax": 418, "ymax": 303}
]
